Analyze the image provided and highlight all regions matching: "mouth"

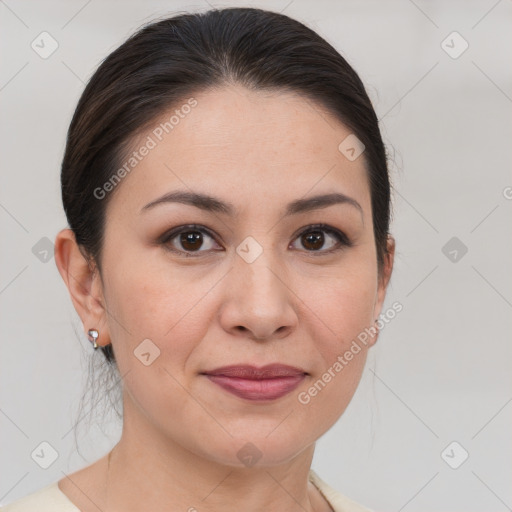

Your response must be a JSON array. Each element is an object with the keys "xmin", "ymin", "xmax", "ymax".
[{"xmin": 200, "ymin": 364, "xmax": 308, "ymax": 401}]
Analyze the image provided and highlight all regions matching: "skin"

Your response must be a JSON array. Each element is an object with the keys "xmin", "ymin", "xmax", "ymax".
[{"xmin": 54, "ymin": 84, "xmax": 395, "ymax": 512}]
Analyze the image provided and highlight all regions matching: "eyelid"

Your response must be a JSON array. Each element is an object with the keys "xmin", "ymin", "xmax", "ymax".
[
  {"xmin": 159, "ymin": 223, "xmax": 352, "ymax": 256},
  {"xmin": 290, "ymin": 223, "xmax": 353, "ymax": 256},
  {"xmin": 158, "ymin": 224, "xmax": 221, "ymax": 251},
  {"xmin": 291, "ymin": 223, "xmax": 351, "ymax": 246}
]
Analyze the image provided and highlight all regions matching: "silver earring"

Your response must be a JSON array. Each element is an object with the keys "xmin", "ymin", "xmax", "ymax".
[{"xmin": 88, "ymin": 329, "xmax": 99, "ymax": 349}]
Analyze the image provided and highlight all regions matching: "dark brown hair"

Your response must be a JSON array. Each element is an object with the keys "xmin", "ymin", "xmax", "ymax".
[{"xmin": 61, "ymin": 7, "xmax": 393, "ymax": 366}]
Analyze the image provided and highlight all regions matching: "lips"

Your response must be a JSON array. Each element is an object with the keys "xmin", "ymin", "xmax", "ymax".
[
  {"xmin": 201, "ymin": 364, "xmax": 307, "ymax": 401},
  {"xmin": 203, "ymin": 364, "xmax": 307, "ymax": 379}
]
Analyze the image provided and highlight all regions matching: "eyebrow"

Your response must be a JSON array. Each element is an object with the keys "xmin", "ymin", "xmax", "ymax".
[{"xmin": 141, "ymin": 190, "xmax": 363, "ymax": 219}]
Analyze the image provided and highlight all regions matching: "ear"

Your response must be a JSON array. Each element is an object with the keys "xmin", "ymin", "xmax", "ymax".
[
  {"xmin": 54, "ymin": 228, "xmax": 110, "ymax": 347},
  {"xmin": 368, "ymin": 235, "xmax": 396, "ymax": 346}
]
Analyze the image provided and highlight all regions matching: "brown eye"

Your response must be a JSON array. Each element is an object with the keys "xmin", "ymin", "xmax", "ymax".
[
  {"xmin": 291, "ymin": 224, "xmax": 351, "ymax": 254},
  {"xmin": 160, "ymin": 225, "xmax": 220, "ymax": 256},
  {"xmin": 179, "ymin": 231, "xmax": 204, "ymax": 251},
  {"xmin": 160, "ymin": 223, "xmax": 351, "ymax": 258},
  {"xmin": 301, "ymin": 230, "xmax": 326, "ymax": 251}
]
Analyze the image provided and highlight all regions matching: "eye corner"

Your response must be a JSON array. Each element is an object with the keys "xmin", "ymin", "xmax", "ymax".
[{"xmin": 291, "ymin": 223, "xmax": 353, "ymax": 255}]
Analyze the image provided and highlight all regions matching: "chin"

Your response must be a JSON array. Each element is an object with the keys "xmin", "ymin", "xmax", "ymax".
[{"xmin": 199, "ymin": 432, "xmax": 314, "ymax": 469}]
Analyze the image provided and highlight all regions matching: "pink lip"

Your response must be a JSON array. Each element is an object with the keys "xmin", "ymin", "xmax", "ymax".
[{"xmin": 201, "ymin": 364, "xmax": 307, "ymax": 401}]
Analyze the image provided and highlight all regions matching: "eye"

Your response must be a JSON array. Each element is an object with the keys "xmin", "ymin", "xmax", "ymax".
[
  {"xmin": 290, "ymin": 224, "xmax": 352, "ymax": 255},
  {"xmin": 159, "ymin": 223, "xmax": 352, "ymax": 258},
  {"xmin": 160, "ymin": 224, "xmax": 221, "ymax": 257}
]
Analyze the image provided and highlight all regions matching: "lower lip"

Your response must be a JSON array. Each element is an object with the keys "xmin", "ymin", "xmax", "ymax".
[{"xmin": 204, "ymin": 374, "xmax": 306, "ymax": 401}]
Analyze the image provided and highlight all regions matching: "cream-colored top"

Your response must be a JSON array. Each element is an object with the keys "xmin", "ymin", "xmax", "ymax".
[{"xmin": 0, "ymin": 469, "xmax": 373, "ymax": 512}]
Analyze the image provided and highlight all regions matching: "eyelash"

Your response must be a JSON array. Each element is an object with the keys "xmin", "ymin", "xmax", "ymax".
[{"xmin": 159, "ymin": 223, "xmax": 353, "ymax": 258}]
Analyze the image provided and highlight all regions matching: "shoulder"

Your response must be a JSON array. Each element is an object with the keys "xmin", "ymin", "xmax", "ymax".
[
  {"xmin": 2, "ymin": 473, "xmax": 373, "ymax": 512},
  {"xmin": 0, "ymin": 482, "xmax": 80, "ymax": 512},
  {"xmin": 309, "ymin": 469, "xmax": 375, "ymax": 512}
]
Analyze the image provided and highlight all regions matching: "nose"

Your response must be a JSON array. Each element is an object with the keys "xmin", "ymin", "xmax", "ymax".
[{"xmin": 218, "ymin": 251, "xmax": 298, "ymax": 341}]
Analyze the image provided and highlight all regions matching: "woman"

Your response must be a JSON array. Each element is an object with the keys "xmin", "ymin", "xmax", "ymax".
[{"xmin": 1, "ymin": 7, "xmax": 395, "ymax": 512}]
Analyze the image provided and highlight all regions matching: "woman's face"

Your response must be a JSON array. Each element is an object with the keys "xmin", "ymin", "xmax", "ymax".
[{"xmin": 78, "ymin": 85, "xmax": 393, "ymax": 466}]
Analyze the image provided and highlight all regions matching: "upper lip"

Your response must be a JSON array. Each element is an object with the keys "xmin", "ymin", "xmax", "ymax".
[{"xmin": 201, "ymin": 364, "xmax": 307, "ymax": 379}]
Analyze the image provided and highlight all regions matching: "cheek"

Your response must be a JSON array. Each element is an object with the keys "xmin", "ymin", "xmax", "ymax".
[
  {"xmin": 296, "ymin": 291, "xmax": 373, "ymax": 432},
  {"xmin": 305, "ymin": 262, "xmax": 377, "ymax": 345},
  {"xmin": 296, "ymin": 349, "xmax": 367, "ymax": 441},
  {"xmin": 290, "ymin": 262, "xmax": 376, "ymax": 422},
  {"xmin": 103, "ymin": 259, "xmax": 211, "ymax": 427},
  {"xmin": 102, "ymin": 245, "xmax": 218, "ymax": 376}
]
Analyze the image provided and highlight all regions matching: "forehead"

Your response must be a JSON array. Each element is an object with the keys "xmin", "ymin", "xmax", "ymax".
[{"xmin": 107, "ymin": 84, "xmax": 370, "ymax": 218}]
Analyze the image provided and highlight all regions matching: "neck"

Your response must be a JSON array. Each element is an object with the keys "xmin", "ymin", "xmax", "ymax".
[{"xmin": 100, "ymin": 398, "xmax": 329, "ymax": 512}]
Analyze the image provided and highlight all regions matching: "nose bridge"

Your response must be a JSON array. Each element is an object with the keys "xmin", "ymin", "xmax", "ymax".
[
  {"xmin": 234, "ymin": 237, "xmax": 288, "ymax": 307},
  {"xmin": 219, "ymin": 235, "xmax": 297, "ymax": 339}
]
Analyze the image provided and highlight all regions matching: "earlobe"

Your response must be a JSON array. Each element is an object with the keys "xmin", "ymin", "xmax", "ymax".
[{"xmin": 54, "ymin": 228, "xmax": 109, "ymax": 344}]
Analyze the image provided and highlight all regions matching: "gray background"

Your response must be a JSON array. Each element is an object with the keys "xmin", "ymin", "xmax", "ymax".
[{"xmin": 1, "ymin": 1, "xmax": 511, "ymax": 511}]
